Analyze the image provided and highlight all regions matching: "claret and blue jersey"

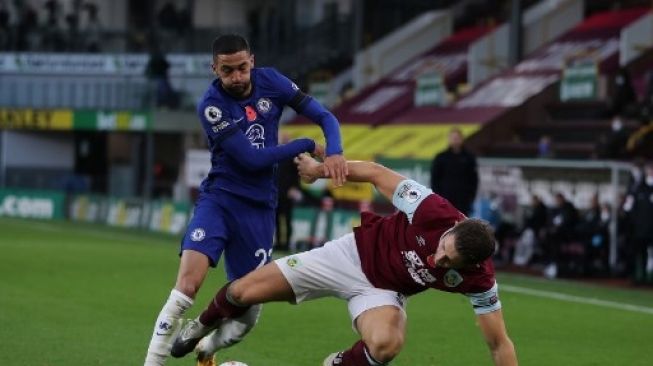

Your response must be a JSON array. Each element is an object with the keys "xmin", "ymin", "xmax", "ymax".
[{"xmin": 182, "ymin": 66, "xmax": 342, "ymax": 279}]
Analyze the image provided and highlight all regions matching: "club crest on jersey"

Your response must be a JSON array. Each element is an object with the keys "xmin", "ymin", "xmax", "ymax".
[
  {"xmin": 443, "ymin": 269, "xmax": 463, "ymax": 288},
  {"xmin": 416, "ymin": 235, "xmax": 426, "ymax": 247},
  {"xmin": 245, "ymin": 123, "xmax": 265, "ymax": 149},
  {"xmin": 190, "ymin": 228, "xmax": 206, "ymax": 242},
  {"xmin": 286, "ymin": 256, "xmax": 301, "ymax": 268},
  {"xmin": 256, "ymin": 98, "xmax": 272, "ymax": 114},
  {"xmin": 398, "ymin": 183, "xmax": 421, "ymax": 203},
  {"xmin": 245, "ymin": 105, "xmax": 258, "ymax": 122},
  {"xmin": 204, "ymin": 106, "xmax": 221, "ymax": 123},
  {"xmin": 291, "ymin": 82, "xmax": 299, "ymax": 91}
]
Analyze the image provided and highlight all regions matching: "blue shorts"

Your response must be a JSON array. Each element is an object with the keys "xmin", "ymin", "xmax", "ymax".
[{"xmin": 180, "ymin": 190, "xmax": 275, "ymax": 281}]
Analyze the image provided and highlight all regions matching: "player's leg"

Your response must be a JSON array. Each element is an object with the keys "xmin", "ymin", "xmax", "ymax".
[
  {"xmin": 325, "ymin": 282, "xmax": 408, "ymax": 365},
  {"xmin": 172, "ymin": 262, "xmax": 294, "ymax": 358},
  {"xmin": 144, "ymin": 250, "xmax": 209, "ymax": 366},
  {"xmin": 325, "ymin": 307, "xmax": 406, "ymax": 366},
  {"xmin": 172, "ymin": 199, "xmax": 282, "ymax": 359},
  {"xmin": 179, "ymin": 232, "xmax": 361, "ymax": 359},
  {"xmin": 195, "ymin": 304, "xmax": 262, "ymax": 363},
  {"xmin": 144, "ymin": 195, "xmax": 228, "ymax": 366}
]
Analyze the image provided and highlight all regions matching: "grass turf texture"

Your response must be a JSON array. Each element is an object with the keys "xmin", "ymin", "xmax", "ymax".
[{"xmin": 1, "ymin": 217, "xmax": 651, "ymax": 365}]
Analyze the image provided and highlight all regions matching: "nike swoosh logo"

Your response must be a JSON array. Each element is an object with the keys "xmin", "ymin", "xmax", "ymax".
[{"xmin": 233, "ymin": 117, "xmax": 244, "ymax": 123}]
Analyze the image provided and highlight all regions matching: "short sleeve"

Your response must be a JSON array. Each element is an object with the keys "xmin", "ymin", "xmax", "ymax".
[
  {"xmin": 391, "ymin": 180, "xmax": 433, "ymax": 224},
  {"xmin": 198, "ymin": 100, "xmax": 239, "ymax": 143},
  {"xmin": 466, "ymin": 282, "xmax": 502, "ymax": 315}
]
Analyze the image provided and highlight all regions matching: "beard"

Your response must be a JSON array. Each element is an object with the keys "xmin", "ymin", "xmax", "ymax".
[{"xmin": 223, "ymin": 81, "xmax": 250, "ymax": 98}]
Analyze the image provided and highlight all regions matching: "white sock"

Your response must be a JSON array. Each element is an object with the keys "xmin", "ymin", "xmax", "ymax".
[
  {"xmin": 196, "ymin": 305, "xmax": 262, "ymax": 355},
  {"xmin": 144, "ymin": 289, "xmax": 193, "ymax": 366}
]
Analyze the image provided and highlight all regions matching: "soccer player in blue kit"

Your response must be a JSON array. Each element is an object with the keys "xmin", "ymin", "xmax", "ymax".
[{"xmin": 143, "ymin": 34, "xmax": 347, "ymax": 366}]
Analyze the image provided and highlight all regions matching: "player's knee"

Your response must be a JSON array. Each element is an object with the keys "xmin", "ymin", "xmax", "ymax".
[
  {"xmin": 366, "ymin": 332, "xmax": 404, "ymax": 363},
  {"xmin": 227, "ymin": 280, "xmax": 254, "ymax": 305},
  {"xmin": 175, "ymin": 278, "xmax": 201, "ymax": 298}
]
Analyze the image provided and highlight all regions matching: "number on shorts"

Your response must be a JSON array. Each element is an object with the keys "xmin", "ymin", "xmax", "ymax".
[{"xmin": 255, "ymin": 248, "xmax": 273, "ymax": 269}]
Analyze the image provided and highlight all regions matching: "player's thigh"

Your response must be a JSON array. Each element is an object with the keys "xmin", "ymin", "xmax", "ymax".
[
  {"xmin": 179, "ymin": 194, "xmax": 229, "ymax": 268},
  {"xmin": 356, "ymin": 305, "xmax": 407, "ymax": 350},
  {"xmin": 275, "ymin": 233, "xmax": 369, "ymax": 303},
  {"xmin": 230, "ymin": 262, "xmax": 295, "ymax": 304},
  {"xmin": 223, "ymin": 202, "xmax": 275, "ymax": 280}
]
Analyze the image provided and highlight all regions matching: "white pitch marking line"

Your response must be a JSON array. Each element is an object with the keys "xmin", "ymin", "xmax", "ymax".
[{"xmin": 501, "ymin": 284, "xmax": 653, "ymax": 315}]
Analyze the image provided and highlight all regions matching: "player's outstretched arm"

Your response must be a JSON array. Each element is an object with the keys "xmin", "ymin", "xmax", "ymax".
[
  {"xmin": 220, "ymin": 131, "xmax": 319, "ymax": 171},
  {"xmin": 294, "ymin": 154, "xmax": 404, "ymax": 202},
  {"xmin": 476, "ymin": 310, "xmax": 518, "ymax": 366}
]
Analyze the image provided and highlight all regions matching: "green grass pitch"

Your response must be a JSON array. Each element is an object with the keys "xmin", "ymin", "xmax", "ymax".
[{"xmin": 1, "ymin": 216, "xmax": 652, "ymax": 365}]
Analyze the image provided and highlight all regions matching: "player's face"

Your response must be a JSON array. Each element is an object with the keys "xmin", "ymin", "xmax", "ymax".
[
  {"xmin": 433, "ymin": 228, "xmax": 464, "ymax": 269},
  {"xmin": 213, "ymin": 50, "xmax": 254, "ymax": 98}
]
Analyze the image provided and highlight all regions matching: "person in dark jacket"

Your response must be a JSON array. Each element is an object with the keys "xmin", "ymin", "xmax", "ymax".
[
  {"xmin": 430, "ymin": 128, "xmax": 478, "ymax": 215},
  {"xmin": 623, "ymin": 161, "xmax": 653, "ymax": 283}
]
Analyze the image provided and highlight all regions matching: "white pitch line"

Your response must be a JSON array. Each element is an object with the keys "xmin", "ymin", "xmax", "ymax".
[{"xmin": 501, "ymin": 284, "xmax": 653, "ymax": 315}]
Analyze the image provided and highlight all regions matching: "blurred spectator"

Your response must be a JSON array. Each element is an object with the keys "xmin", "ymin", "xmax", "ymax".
[
  {"xmin": 275, "ymin": 133, "xmax": 303, "ymax": 252},
  {"xmin": 145, "ymin": 44, "xmax": 178, "ymax": 108},
  {"xmin": 15, "ymin": 3, "xmax": 37, "ymax": 51},
  {"xmin": 82, "ymin": 2, "xmax": 101, "ymax": 52},
  {"xmin": 610, "ymin": 67, "xmax": 636, "ymax": 117},
  {"xmin": 514, "ymin": 194, "xmax": 549, "ymax": 266},
  {"xmin": 623, "ymin": 161, "xmax": 653, "ymax": 284},
  {"xmin": 626, "ymin": 116, "xmax": 653, "ymax": 159},
  {"xmin": 157, "ymin": 1, "xmax": 177, "ymax": 30},
  {"xmin": 596, "ymin": 114, "xmax": 629, "ymax": 160},
  {"xmin": 41, "ymin": 0, "xmax": 65, "ymax": 51},
  {"xmin": 430, "ymin": 128, "xmax": 478, "ymax": 215},
  {"xmin": 537, "ymin": 135, "xmax": 554, "ymax": 159},
  {"xmin": 543, "ymin": 192, "xmax": 579, "ymax": 278},
  {"xmin": 0, "ymin": 2, "xmax": 10, "ymax": 50},
  {"xmin": 576, "ymin": 194, "xmax": 610, "ymax": 276},
  {"xmin": 64, "ymin": 12, "xmax": 80, "ymax": 50}
]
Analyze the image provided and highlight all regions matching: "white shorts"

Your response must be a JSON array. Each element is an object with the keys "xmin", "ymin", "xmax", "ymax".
[{"xmin": 275, "ymin": 233, "xmax": 407, "ymax": 326}]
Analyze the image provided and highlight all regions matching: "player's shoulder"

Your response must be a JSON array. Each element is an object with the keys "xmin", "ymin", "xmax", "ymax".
[
  {"xmin": 254, "ymin": 67, "xmax": 296, "ymax": 89},
  {"xmin": 416, "ymin": 193, "xmax": 465, "ymax": 219},
  {"xmin": 254, "ymin": 66, "xmax": 284, "ymax": 79},
  {"xmin": 198, "ymin": 81, "xmax": 228, "ymax": 109}
]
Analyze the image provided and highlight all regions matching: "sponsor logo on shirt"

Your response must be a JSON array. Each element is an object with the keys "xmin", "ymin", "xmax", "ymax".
[
  {"xmin": 291, "ymin": 82, "xmax": 299, "ymax": 91},
  {"xmin": 443, "ymin": 269, "xmax": 463, "ymax": 287},
  {"xmin": 211, "ymin": 120, "xmax": 230, "ymax": 133},
  {"xmin": 190, "ymin": 228, "xmax": 206, "ymax": 242},
  {"xmin": 256, "ymin": 98, "xmax": 272, "ymax": 114},
  {"xmin": 204, "ymin": 106, "xmax": 221, "ymax": 123},
  {"xmin": 401, "ymin": 250, "xmax": 436, "ymax": 285},
  {"xmin": 245, "ymin": 123, "xmax": 265, "ymax": 149}
]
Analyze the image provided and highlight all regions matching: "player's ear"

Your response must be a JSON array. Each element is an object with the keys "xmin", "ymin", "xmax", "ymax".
[
  {"xmin": 210, "ymin": 62, "xmax": 218, "ymax": 75},
  {"xmin": 250, "ymin": 54, "xmax": 255, "ymax": 67}
]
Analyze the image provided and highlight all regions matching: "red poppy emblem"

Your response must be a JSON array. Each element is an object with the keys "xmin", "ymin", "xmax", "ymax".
[{"xmin": 245, "ymin": 105, "xmax": 257, "ymax": 122}]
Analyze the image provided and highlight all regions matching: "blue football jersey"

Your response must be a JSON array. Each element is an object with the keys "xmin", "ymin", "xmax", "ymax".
[{"xmin": 197, "ymin": 67, "xmax": 312, "ymax": 207}]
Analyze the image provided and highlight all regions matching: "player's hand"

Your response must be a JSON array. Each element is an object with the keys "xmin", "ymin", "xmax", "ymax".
[
  {"xmin": 312, "ymin": 143, "xmax": 326, "ymax": 160},
  {"xmin": 323, "ymin": 154, "xmax": 348, "ymax": 187},
  {"xmin": 294, "ymin": 154, "xmax": 321, "ymax": 183}
]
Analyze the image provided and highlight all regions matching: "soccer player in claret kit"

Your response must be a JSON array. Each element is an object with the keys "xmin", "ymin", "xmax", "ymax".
[
  {"xmin": 172, "ymin": 155, "xmax": 518, "ymax": 366},
  {"xmin": 143, "ymin": 34, "xmax": 347, "ymax": 366}
]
